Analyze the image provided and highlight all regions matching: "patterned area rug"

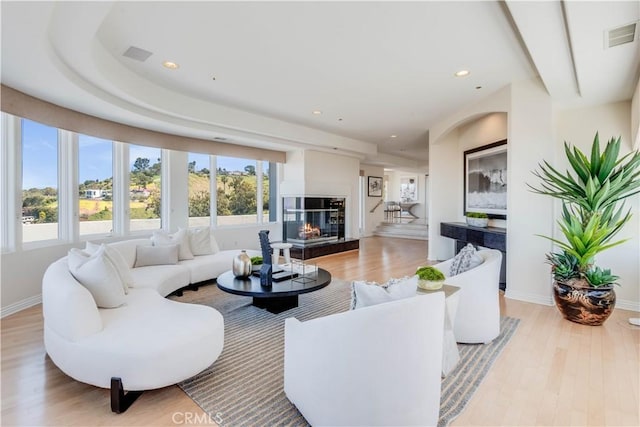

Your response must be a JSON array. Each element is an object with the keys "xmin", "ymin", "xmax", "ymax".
[{"xmin": 177, "ymin": 280, "xmax": 519, "ymax": 427}]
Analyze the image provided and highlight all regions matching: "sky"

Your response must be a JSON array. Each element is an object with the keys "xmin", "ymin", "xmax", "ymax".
[{"xmin": 21, "ymin": 119, "xmax": 263, "ymax": 189}]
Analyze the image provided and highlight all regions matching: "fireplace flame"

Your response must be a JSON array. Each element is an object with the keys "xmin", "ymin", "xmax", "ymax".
[{"xmin": 298, "ymin": 223, "xmax": 321, "ymax": 239}]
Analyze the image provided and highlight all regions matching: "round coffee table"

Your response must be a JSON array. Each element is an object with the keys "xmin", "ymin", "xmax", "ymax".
[{"xmin": 216, "ymin": 268, "xmax": 332, "ymax": 314}]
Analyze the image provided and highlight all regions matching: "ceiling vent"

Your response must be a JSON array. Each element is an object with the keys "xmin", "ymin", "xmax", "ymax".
[
  {"xmin": 123, "ymin": 46, "xmax": 153, "ymax": 62},
  {"xmin": 606, "ymin": 22, "xmax": 636, "ymax": 48}
]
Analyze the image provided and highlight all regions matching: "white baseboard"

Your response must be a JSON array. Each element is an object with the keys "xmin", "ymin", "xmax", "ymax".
[
  {"xmin": 616, "ymin": 299, "xmax": 640, "ymax": 313},
  {"xmin": 504, "ymin": 289, "xmax": 554, "ymax": 306},
  {"xmin": 1, "ymin": 294, "xmax": 42, "ymax": 318}
]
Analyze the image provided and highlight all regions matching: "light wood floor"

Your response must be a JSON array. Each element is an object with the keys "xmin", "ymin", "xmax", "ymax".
[{"xmin": 2, "ymin": 236, "xmax": 639, "ymax": 426}]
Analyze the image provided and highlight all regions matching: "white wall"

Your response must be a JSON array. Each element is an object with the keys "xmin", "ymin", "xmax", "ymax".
[
  {"xmin": 631, "ymin": 77, "xmax": 639, "ymax": 150},
  {"xmin": 507, "ymin": 78, "xmax": 555, "ymax": 306},
  {"xmin": 555, "ymin": 101, "xmax": 639, "ymax": 312},
  {"xmin": 281, "ymin": 149, "xmax": 361, "ymax": 239},
  {"xmin": 429, "ymin": 79, "xmax": 639, "ymax": 312},
  {"xmin": 360, "ymin": 164, "xmax": 385, "ymax": 236},
  {"xmin": 429, "ymin": 78, "xmax": 556, "ymax": 306}
]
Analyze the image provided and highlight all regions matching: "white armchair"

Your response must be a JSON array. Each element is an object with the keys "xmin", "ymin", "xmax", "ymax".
[
  {"xmin": 284, "ymin": 292, "xmax": 445, "ymax": 427},
  {"xmin": 432, "ymin": 249, "xmax": 502, "ymax": 344}
]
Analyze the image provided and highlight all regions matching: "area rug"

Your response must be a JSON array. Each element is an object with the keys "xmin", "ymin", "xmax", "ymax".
[{"xmin": 177, "ymin": 280, "xmax": 519, "ymax": 427}]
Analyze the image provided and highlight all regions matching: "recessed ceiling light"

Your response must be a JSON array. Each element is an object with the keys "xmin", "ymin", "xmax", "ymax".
[
  {"xmin": 475, "ymin": 86, "xmax": 482, "ymax": 90},
  {"xmin": 212, "ymin": 76, "xmax": 217, "ymax": 81},
  {"xmin": 162, "ymin": 61, "xmax": 179, "ymax": 70},
  {"xmin": 454, "ymin": 70, "xmax": 470, "ymax": 77},
  {"xmin": 338, "ymin": 118, "xmax": 343, "ymax": 121},
  {"xmin": 312, "ymin": 110, "xmax": 322, "ymax": 115},
  {"xmin": 390, "ymin": 135, "xmax": 397, "ymax": 138}
]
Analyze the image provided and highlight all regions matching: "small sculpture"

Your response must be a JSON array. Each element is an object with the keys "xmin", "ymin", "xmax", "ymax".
[{"xmin": 258, "ymin": 230, "xmax": 273, "ymax": 287}]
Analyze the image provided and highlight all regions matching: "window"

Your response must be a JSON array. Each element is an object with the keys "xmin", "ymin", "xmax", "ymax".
[
  {"xmin": 129, "ymin": 145, "xmax": 161, "ymax": 231},
  {"xmin": 261, "ymin": 160, "xmax": 276, "ymax": 222},
  {"xmin": 21, "ymin": 119, "xmax": 58, "ymax": 242},
  {"xmin": 188, "ymin": 152, "xmax": 211, "ymax": 227},
  {"xmin": 79, "ymin": 134, "xmax": 113, "ymax": 235},
  {"xmin": 216, "ymin": 156, "xmax": 258, "ymax": 226},
  {"xmin": 215, "ymin": 157, "xmax": 277, "ymax": 226}
]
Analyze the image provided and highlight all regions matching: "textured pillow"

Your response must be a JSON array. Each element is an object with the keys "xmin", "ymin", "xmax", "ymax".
[
  {"xmin": 188, "ymin": 227, "xmax": 214, "ymax": 256},
  {"xmin": 134, "ymin": 244, "xmax": 179, "ymax": 267},
  {"xmin": 449, "ymin": 243, "xmax": 484, "ymax": 276},
  {"xmin": 152, "ymin": 229, "xmax": 194, "ymax": 260},
  {"xmin": 85, "ymin": 242, "xmax": 133, "ymax": 293},
  {"xmin": 68, "ymin": 246, "xmax": 126, "ymax": 308},
  {"xmin": 350, "ymin": 276, "xmax": 418, "ymax": 310}
]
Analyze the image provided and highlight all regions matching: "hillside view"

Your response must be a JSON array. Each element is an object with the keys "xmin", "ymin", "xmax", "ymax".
[{"xmin": 22, "ymin": 157, "xmax": 269, "ymax": 223}]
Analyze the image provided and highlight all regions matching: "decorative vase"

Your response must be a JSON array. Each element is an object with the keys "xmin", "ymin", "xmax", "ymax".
[
  {"xmin": 553, "ymin": 280, "xmax": 616, "ymax": 326},
  {"xmin": 418, "ymin": 279, "xmax": 444, "ymax": 290},
  {"xmin": 466, "ymin": 217, "xmax": 489, "ymax": 227},
  {"xmin": 232, "ymin": 250, "xmax": 252, "ymax": 278}
]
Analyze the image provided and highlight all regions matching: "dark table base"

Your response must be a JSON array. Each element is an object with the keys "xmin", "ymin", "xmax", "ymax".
[{"xmin": 253, "ymin": 295, "xmax": 298, "ymax": 314}]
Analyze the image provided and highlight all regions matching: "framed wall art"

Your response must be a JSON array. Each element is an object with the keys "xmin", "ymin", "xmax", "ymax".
[
  {"xmin": 400, "ymin": 176, "xmax": 418, "ymax": 202},
  {"xmin": 464, "ymin": 140, "xmax": 507, "ymax": 219},
  {"xmin": 367, "ymin": 176, "xmax": 383, "ymax": 197}
]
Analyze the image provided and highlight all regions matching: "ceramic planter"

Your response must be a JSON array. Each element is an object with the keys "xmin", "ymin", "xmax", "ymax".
[
  {"xmin": 418, "ymin": 279, "xmax": 444, "ymax": 290},
  {"xmin": 553, "ymin": 280, "xmax": 616, "ymax": 326},
  {"xmin": 466, "ymin": 217, "xmax": 489, "ymax": 227}
]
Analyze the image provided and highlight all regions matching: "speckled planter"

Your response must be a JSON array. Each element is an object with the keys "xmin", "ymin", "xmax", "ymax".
[
  {"xmin": 553, "ymin": 280, "xmax": 616, "ymax": 326},
  {"xmin": 466, "ymin": 217, "xmax": 489, "ymax": 227}
]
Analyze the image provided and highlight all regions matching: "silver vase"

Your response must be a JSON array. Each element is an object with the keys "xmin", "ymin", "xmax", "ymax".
[{"xmin": 232, "ymin": 250, "xmax": 252, "ymax": 278}]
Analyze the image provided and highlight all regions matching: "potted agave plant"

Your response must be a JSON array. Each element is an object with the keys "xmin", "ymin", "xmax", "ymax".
[{"xmin": 529, "ymin": 133, "xmax": 640, "ymax": 325}]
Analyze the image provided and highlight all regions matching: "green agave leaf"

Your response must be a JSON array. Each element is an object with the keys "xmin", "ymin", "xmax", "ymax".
[
  {"xmin": 565, "ymin": 143, "xmax": 590, "ymax": 184},
  {"xmin": 574, "ymin": 147, "xmax": 592, "ymax": 178},
  {"xmin": 590, "ymin": 132, "xmax": 601, "ymax": 177},
  {"xmin": 597, "ymin": 136, "xmax": 621, "ymax": 182}
]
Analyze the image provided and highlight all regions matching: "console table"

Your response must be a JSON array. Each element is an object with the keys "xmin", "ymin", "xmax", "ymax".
[{"xmin": 440, "ymin": 222, "xmax": 507, "ymax": 290}]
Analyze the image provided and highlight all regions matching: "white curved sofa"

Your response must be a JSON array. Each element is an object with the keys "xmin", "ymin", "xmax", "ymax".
[
  {"xmin": 106, "ymin": 238, "xmax": 260, "ymax": 296},
  {"xmin": 432, "ymin": 249, "xmax": 502, "ymax": 344},
  {"xmin": 42, "ymin": 230, "xmax": 260, "ymax": 412}
]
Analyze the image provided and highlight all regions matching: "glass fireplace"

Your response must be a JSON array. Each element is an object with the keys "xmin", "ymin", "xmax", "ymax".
[{"xmin": 282, "ymin": 197, "xmax": 345, "ymax": 245}]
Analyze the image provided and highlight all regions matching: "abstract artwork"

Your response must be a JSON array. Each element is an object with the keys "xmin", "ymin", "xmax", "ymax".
[
  {"xmin": 464, "ymin": 140, "xmax": 507, "ymax": 219},
  {"xmin": 368, "ymin": 176, "xmax": 383, "ymax": 197}
]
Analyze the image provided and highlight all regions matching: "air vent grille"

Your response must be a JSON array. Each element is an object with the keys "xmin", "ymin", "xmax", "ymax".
[
  {"xmin": 123, "ymin": 46, "xmax": 153, "ymax": 62},
  {"xmin": 607, "ymin": 23, "xmax": 636, "ymax": 48}
]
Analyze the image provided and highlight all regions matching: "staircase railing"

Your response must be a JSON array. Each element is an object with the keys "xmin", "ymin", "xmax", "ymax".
[{"xmin": 370, "ymin": 199, "xmax": 384, "ymax": 213}]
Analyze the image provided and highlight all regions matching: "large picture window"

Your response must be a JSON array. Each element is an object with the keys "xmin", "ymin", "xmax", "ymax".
[
  {"xmin": 216, "ymin": 156, "xmax": 258, "ymax": 226},
  {"xmin": 129, "ymin": 145, "xmax": 162, "ymax": 231},
  {"xmin": 79, "ymin": 134, "xmax": 113, "ymax": 235},
  {"xmin": 188, "ymin": 152, "xmax": 211, "ymax": 227},
  {"xmin": 21, "ymin": 119, "xmax": 58, "ymax": 242}
]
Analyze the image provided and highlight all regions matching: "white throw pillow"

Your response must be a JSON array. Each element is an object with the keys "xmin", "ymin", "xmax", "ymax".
[
  {"xmin": 134, "ymin": 244, "xmax": 179, "ymax": 267},
  {"xmin": 350, "ymin": 276, "xmax": 418, "ymax": 310},
  {"xmin": 85, "ymin": 242, "xmax": 133, "ymax": 293},
  {"xmin": 152, "ymin": 229, "xmax": 194, "ymax": 260},
  {"xmin": 449, "ymin": 243, "xmax": 484, "ymax": 276},
  {"xmin": 209, "ymin": 229, "xmax": 221, "ymax": 254},
  {"xmin": 68, "ymin": 246, "xmax": 126, "ymax": 308},
  {"xmin": 188, "ymin": 227, "xmax": 213, "ymax": 256}
]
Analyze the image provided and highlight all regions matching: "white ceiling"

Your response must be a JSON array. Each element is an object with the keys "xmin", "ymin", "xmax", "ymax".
[{"xmin": 1, "ymin": 1, "xmax": 639, "ymax": 170}]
